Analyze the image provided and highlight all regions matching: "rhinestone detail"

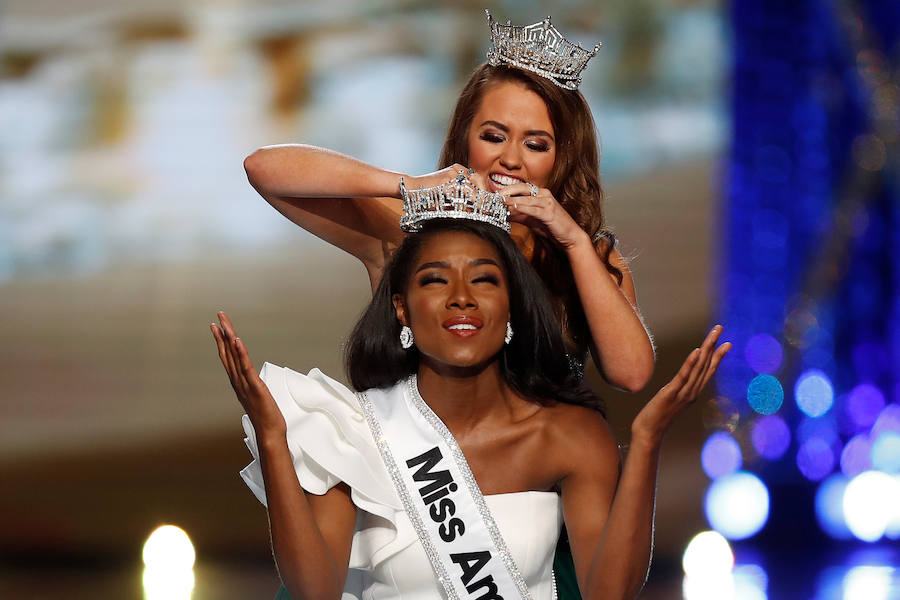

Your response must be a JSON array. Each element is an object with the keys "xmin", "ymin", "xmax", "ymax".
[
  {"xmin": 485, "ymin": 10, "xmax": 601, "ymax": 91},
  {"xmin": 358, "ymin": 390, "xmax": 461, "ymax": 600},
  {"xmin": 399, "ymin": 170, "xmax": 510, "ymax": 233},
  {"xmin": 405, "ymin": 376, "xmax": 533, "ymax": 599}
]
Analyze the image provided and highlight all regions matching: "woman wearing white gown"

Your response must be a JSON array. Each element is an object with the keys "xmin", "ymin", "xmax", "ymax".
[{"xmin": 211, "ymin": 215, "xmax": 729, "ymax": 599}]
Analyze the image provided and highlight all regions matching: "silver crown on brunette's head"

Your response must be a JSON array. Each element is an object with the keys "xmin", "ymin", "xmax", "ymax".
[
  {"xmin": 485, "ymin": 9, "xmax": 601, "ymax": 91},
  {"xmin": 399, "ymin": 170, "xmax": 510, "ymax": 233}
]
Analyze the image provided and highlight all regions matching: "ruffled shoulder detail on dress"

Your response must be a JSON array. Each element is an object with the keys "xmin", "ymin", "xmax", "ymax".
[{"xmin": 239, "ymin": 363, "xmax": 416, "ymax": 570}]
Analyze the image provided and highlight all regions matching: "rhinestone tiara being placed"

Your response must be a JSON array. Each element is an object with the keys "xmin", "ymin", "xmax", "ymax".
[
  {"xmin": 399, "ymin": 170, "xmax": 510, "ymax": 233},
  {"xmin": 485, "ymin": 9, "xmax": 600, "ymax": 91}
]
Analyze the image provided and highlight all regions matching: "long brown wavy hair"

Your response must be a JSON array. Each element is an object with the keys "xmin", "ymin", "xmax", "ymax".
[{"xmin": 438, "ymin": 63, "xmax": 622, "ymax": 356}]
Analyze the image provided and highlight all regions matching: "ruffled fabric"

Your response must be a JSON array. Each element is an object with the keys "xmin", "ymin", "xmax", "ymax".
[{"xmin": 239, "ymin": 363, "xmax": 418, "ymax": 571}]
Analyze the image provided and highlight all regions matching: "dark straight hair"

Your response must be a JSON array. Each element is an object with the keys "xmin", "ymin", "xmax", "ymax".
[{"xmin": 343, "ymin": 219, "xmax": 603, "ymax": 414}]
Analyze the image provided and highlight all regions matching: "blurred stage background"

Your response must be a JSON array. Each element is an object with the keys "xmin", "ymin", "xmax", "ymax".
[{"xmin": 1, "ymin": 0, "xmax": 897, "ymax": 598}]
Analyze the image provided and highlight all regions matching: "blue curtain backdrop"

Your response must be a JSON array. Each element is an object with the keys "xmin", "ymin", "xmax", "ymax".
[{"xmin": 715, "ymin": 0, "xmax": 900, "ymax": 589}]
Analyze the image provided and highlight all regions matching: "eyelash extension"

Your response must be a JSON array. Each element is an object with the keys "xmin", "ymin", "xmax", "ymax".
[
  {"xmin": 473, "ymin": 275, "xmax": 500, "ymax": 285},
  {"xmin": 419, "ymin": 275, "xmax": 447, "ymax": 285}
]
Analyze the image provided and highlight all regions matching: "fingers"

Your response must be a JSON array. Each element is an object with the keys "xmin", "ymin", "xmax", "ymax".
[
  {"xmin": 685, "ymin": 325, "xmax": 724, "ymax": 398},
  {"xmin": 497, "ymin": 182, "xmax": 540, "ymax": 198},
  {"xmin": 699, "ymin": 341, "xmax": 732, "ymax": 390},
  {"xmin": 215, "ymin": 311, "xmax": 251, "ymax": 397}
]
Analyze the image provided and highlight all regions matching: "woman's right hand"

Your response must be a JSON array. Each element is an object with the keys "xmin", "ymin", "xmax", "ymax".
[{"xmin": 210, "ymin": 311, "xmax": 286, "ymax": 437}]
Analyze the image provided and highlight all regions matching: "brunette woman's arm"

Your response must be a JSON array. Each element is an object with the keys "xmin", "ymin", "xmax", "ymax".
[
  {"xmin": 567, "ymin": 236, "xmax": 655, "ymax": 392},
  {"xmin": 497, "ymin": 183, "xmax": 655, "ymax": 393},
  {"xmin": 211, "ymin": 312, "xmax": 356, "ymax": 599},
  {"xmin": 243, "ymin": 145, "xmax": 465, "ymax": 287},
  {"xmin": 563, "ymin": 326, "xmax": 730, "ymax": 600}
]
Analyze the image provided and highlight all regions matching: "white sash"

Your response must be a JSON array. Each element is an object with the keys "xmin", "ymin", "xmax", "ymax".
[{"xmin": 359, "ymin": 376, "xmax": 532, "ymax": 600}]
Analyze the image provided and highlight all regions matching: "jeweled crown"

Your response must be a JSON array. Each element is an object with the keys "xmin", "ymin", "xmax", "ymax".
[
  {"xmin": 485, "ymin": 10, "xmax": 601, "ymax": 91},
  {"xmin": 399, "ymin": 171, "xmax": 510, "ymax": 233}
]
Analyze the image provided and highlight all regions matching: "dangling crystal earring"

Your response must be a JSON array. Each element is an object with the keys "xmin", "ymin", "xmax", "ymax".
[
  {"xmin": 504, "ymin": 322, "xmax": 514, "ymax": 345},
  {"xmin": 400, "ymin": 325, "xmax": 415, "ymax": 349}
]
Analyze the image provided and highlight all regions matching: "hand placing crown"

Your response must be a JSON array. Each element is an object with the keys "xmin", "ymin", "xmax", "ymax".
[
  {"xmin": 485, "ymin": 9, "xmax": 601, "ymax": 91},
  {"xmin": 399, "ymin": 170, "xmax": 511, "ymax": 233}
]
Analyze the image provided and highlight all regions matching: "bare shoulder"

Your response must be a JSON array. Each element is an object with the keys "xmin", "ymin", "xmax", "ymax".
[{"xmin": 539, "ymin": 402, "xmax": 619, "ymax": 475}]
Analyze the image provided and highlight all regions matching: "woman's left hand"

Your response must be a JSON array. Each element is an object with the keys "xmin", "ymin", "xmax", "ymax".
[
  {"xmin": 631, "ymin": 325, "xmax": 732, "ymax": 446},
  {"xmin": 498, "ymin": 183, "xmax": 586, "ymax": 250}
]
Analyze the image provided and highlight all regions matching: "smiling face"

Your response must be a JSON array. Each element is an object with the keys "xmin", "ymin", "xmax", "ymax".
[
  {"xmin": 466, "ymin": 80, "xmax": 557, "ymax": 193},
  {"xmin": 393, "ymin": 231, "xmax": 510, "ymax": 373}
]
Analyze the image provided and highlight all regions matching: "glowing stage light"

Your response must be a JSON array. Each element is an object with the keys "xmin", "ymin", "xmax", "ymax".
[
  {"xmin": 871, "ymin": 404, "xmax": 900, "ymax": 437},
  {"xmin": 795, "ymin": 369, "xmax": 834, "ymax": 417},
  {"xmin": 744, "ymin": 333, "xmax": 782, "ymax": 374},
  {"xmin": 870, "ymin": 432, "xmax": 900, "ymax": 473},
  {"xmin": 702, "ymin": 432, "xmax": 743, "ymax": 479},
  {"xmin": 747, "ymin": 375, "xmax": 784, "ymax": 415},
  {"xmin": 843, "ymin": 471, "xmax": 900, "ymax": 542},
  {"xmin": 847, "ymin": 384, "xmax": 886, "ymax": 429},
  {"xmin": 733, "ymin": 564, "xmax": 768, "ymax": 600},
  {"xmin": 142, "ymin": 524, "xmax": 195, "ymax": 600},
  {"xmin": 796, "ymin": 437, "xmax": 836, "ymax": 481},
  {"xmin": 840, "ymin": 435, "xmax": 873, "ymax": 478},
  {"xmin": 842, "ymin": 566, "xmax": 895, "ymax": 600},
  {"xmin": 751, "ymin": 415, "xmax": 790, "ymax": 460},
  {"xmin": 814, "ymin": 474, "xmax": 852, "ymax": 539},
  {"xmin": 682, "ymin": 530, "xmax": 734, "ymax": 577},
  {"xmin": 704, "ymin": 471, "xmax": 770, "ymax": 540}
]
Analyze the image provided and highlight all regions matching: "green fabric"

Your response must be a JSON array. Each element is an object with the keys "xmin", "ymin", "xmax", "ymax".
[
  {"xmin": 553, "ymin": 526, "xmax": 583, "ymax": 600},
  {"xmin": 273, "ymin": 584, "xmax": 291, "ymax": 600}
]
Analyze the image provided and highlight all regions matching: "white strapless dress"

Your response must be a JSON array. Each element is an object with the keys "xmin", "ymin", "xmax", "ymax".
[{"xmin": 240, "ymin": 365, "xmax": 563, "ymax": 599}]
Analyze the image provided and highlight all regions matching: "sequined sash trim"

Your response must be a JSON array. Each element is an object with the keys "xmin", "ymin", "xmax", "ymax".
[{"xmin": 359, "ymin": 376, "xmax": 533, "ymax": 600}]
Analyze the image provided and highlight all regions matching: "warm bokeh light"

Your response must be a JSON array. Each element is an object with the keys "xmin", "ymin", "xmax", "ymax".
[
  {"xmin": 142, "ymin": 525, "xmax": 196, "ymax": 570},
  {"xmin": 704, "ymin": 471, "xmax": 770, "ymax": 540},
  {"xmin": 842, "ymin": 471, "xmax": 900, "ymax": 542},
  {"xmin": 142, "ymin": 525, "xmax": 196, "ymax": 600}
]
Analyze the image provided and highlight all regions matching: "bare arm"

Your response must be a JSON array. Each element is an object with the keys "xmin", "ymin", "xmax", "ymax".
[
  {"xmin": 211, "ymin": 312, "xmax": 356, "ymax": 599},
  {"xmin": 567, "ymin": 236, "xmax": 655, "ymax": 392},
  {"xmin": 244, "ymin": 144, "xmax": 465, "ymax": 287},
  {"xmin": 498, "ymin": 182, "xmax": 655, "ymax": 392},
  {"xmin": 564, "ymin": 326, "xmax": 731, "ymax": 600}
]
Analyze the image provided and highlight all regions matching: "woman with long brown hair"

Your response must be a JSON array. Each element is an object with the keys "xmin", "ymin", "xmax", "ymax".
[{"xmin": 242, "ymin": 14, "xmax": 655, "ymax": 393}]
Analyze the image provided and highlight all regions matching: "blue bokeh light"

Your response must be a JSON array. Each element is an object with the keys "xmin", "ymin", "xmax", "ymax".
[
  {"xmin": 795, "ymin": 369, "xmax": 834, "ymax": 417},
  {"xmin": 796, "ymin": 437, "xmax": 835, "ymax": 481},
  {"xmin": 847, "ymin": 384, "xmax": 886, "ymax": 429},
  {"xmin": 744, "ymin": 333, "xmax": 783, "ymax": 374},
  {"xmin": 870, "ymin": 432, "xmax": 900, "ymax": 474},
  {"xmin": 840, "ymin": 434, "xmax": 873, "ymax": 478},
  {"xmin": 871, "ymin": 404, "xmax": 900, "ymax": 437},
  {"xmin": 751, "ymin": 415, "xmax": 791, "ymax": 460},
  {"xmin": 701, "ymin": 432, "xmax": 743, "ymax": 479},
  {"xmin": 814, "ymin": 474, "xmax": 852, "ymax": 539},
  {"xmin": 704, "ymin": 471, "xmax": 770, "ymax": 540},
  {"xmin": 747, "ymin": 374, "xmax": 784, "ymax": 415}
]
